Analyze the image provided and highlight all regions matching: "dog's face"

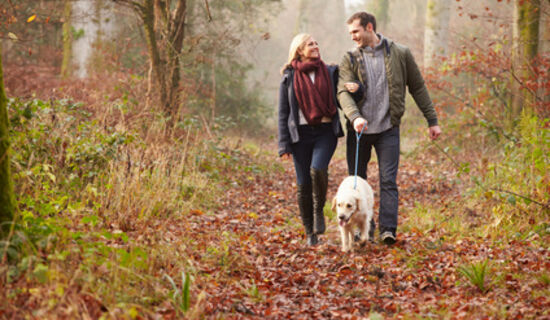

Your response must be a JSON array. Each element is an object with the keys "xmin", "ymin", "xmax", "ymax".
[{"xmin": 332, "ymin": 193, "xmax": 359, "ymax": 226}]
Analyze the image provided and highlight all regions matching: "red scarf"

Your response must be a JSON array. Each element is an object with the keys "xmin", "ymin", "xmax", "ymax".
[{"xmin": 291, "ymin": 58, "xmax": 337, "ymax": 125}]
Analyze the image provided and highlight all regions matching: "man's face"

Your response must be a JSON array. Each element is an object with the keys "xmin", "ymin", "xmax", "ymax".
[{"xmin": 348, "ymin": 19, "xmax": 370, "ymax": 48}]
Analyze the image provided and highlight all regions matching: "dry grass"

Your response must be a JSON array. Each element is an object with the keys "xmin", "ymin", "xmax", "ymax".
[{"xmin": 0, "ymin": 67, "xmax": 281, "ymax": 318}]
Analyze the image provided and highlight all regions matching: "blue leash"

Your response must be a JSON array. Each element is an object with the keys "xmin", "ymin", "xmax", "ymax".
[{"xmin": 354, "ymin": 122, "xmax": 367, "ymax": 189}]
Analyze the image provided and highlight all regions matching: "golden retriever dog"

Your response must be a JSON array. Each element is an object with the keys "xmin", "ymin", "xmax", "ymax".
[{"xmin": 331, "ymin": 176, "xmax": 374, "ymax": 252}]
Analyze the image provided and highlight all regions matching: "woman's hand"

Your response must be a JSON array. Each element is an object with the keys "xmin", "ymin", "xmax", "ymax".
[
  {"xmin": 344, "ymin": 82, "xmax": 359, "ymax": 93},
  {"xmin": 280, "ymin": 153, "xmax": 292, "ymax": 161}
]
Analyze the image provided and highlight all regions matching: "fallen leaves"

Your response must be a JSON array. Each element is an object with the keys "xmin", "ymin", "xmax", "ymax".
[
  {"xmin": 172, "ymin": 153, "xmax": 549, "ymax": 318},
  {"xmin": 3, "ymin": 143, "xmax": 548, "ymax": 319}
]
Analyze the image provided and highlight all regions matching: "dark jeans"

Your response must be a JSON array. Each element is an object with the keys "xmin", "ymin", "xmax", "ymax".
[
  {"xmin": 346, "ymin": 126, "xmax": 400, "ymax": 233},
  {"xmin": 291, "ymin": 123, "xmax": 337, "ymax": 186}
]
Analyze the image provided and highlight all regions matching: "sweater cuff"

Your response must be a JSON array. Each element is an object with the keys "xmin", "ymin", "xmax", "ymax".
[
  {"xmin": 278, "ymin": 145, "xmax": 291, "ymax": 157},
  {"xmin": 348, "ymin": 112, "xmax": 362, "ymax": 125},
  {"xmin": 427, "ymin": 118, "xmax": 438, "ymax": 127}
]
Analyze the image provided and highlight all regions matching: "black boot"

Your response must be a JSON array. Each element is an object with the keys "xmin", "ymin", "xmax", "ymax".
[
  {"xmin": 307, "ymin": 233, "xmax": 318, "ymax": 246},
  {"xmin": 297, "ymin": 184, "xmax": 317, "ymax": 245},
  {"xmin": 311, "ymin": 168, "xmax": 328, "ymax": 235}
]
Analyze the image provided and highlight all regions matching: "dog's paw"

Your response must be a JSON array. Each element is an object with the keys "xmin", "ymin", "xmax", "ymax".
[{"xmin": 359, "ymin": 234, "xmax": 373, "ymax": 245}]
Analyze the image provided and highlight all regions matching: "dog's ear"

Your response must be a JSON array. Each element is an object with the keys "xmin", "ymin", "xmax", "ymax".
[
  {"xmin": 331, "ymin": 197, "xmax": 337, "ymax": 212},
  {"xmin": 356, "ymin": 198, "xmax": 361, "ymax": 212}
]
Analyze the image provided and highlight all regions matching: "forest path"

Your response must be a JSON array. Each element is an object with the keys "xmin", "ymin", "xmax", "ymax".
[{"xmin": 184, "ymin": 142, "xmax": 548, "ymax": 319}]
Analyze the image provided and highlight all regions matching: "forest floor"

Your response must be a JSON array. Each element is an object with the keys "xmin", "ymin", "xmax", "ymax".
[
  {"xmin": 1, "ymin": 63, "xmax": 548, "ymax": 319},
  {"xmin": 154, "ymin": 144, "xmax": 549, "ymax": 319}
]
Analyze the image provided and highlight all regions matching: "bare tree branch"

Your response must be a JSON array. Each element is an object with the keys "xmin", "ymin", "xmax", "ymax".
[
  {"xmin": 491, "ymin": 188, "xmax": 550, "ymax": 210},
  {"xmin": 204, "ymin": 0, "xmax": 212, "ymax": 22}
]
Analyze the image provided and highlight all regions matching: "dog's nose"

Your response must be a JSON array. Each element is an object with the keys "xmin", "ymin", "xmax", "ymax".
[{"xmin": 338, "ymin": 215, "xmax": 345, "ymax": 220}]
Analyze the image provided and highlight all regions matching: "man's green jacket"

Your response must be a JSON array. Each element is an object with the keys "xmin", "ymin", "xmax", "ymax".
[{"xmin": 337, "ymin": 36, "xmax": 438, "ymax": 128}]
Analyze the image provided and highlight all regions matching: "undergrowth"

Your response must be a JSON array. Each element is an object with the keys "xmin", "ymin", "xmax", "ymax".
[
  {"xmin": 0, "ymin": 97, "xmax": 281, "ymax": 318},
  {"xmin": 400, "ymin": 48, "xmax": 549, "ymax": 301},
  {"xmin": 405, "ymin": 109, "xmax": 549, "ymax": 244},
  {"xmin": 404, "ymin": 45, "xmax": 549, "ymax": 244}
]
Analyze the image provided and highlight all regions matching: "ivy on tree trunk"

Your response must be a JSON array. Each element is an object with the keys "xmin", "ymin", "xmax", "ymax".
[
  {"xmin": 61, "ymin": 0, "xmax": 73, "ymax": 79},
  {"xmin": 0, "ymin": 51, "xmax": 15, "ymax": 237}
]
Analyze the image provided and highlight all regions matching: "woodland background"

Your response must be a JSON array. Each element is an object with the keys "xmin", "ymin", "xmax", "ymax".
[{"xmin": 0, "ymin": 0, "xmax": 549, "ymax": 319}]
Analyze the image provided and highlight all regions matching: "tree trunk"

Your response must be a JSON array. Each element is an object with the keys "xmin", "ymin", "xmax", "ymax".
[
  {"xmin": 166, "ymin": 0, "xmax": 186, "ymax": 114},
  {"xmin": 540, "ymin": 0, "xmax": 550, "ymax": 55},
  {"xmin": 61, "ymin": 0, "xmax": 73, "ymax": 78},
  {"xmin": 423, "ymin": 0, "xmax": 451, "ymax": 69},
  {"xmin": 141, "ymin": 0, "xmax": 169, "ymax": 112},
  {"xmin": 540, "ymin": 0, "xmax": 550, "ymax": 107},
  {"xmin": 126, "ymin": 0, "xmax": 187, "ymax": 117},
  {"xmin": 64, "ymin": 0, "xmax": 116, "ymax": 78},
  {"xmin": 0, "ymin": 51, "xmax": 15, "ymax": 237},
  {"xmin": 72, "ymin": 0, "xmax": 99, "ymax": 78},
  {"xmin": 510, "ymin": 0, "xmax": 541, "ymax": 117},
  {"xmin": 322, "ymin": 0, "xmax": 347, "ymax": 63},
  {"xmin": 367, "ymin": 0, "xmax": 390, "ymax": 31},
  {"xmin": 294, "ymin": 0, "xmax": 309, "ymax": 34},
  {"xmin": 211, "ymin": 49, "xmax": 216, "ymax": 120}
]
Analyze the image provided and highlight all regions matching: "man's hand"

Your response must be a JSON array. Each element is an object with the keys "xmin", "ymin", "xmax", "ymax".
[
  {"xmin": 429, "ymin": 125, "xmax": 441, "ymax": 140},
  {"xmin": 353, "ymin": 117, "xmax": 368, "ymax": 133}
]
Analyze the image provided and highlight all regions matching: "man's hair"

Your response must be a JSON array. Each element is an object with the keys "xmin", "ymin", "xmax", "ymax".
[{"xmin": 346, "ymin": 12, "xmax": 377, "ymax": 32}]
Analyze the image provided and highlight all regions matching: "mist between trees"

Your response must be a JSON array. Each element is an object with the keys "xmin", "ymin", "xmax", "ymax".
[{"xmin": 2, "ymin": 0, "xmax": 549, "ymax": 130}]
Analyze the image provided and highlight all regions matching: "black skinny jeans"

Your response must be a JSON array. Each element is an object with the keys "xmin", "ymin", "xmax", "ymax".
[{"xmin": 290, "ymin": 123, "xmax": 337, "ymax": 186}]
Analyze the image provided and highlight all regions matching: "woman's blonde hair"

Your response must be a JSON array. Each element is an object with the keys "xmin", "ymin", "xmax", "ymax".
[{"xmin": 280, "ymin": 33, "xmax": 312, "ymax": 74}]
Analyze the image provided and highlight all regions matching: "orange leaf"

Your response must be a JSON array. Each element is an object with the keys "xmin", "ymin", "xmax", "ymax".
[
  {"xmin": 27, "ymin": 14, "xmax": 36, "ymax": 23},
  {"xmin": 190, "ymin": 209, "xmax": 204, "ymax": 215}
]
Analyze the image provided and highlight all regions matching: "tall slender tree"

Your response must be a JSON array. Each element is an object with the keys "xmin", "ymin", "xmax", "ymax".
[
  {"xmin": 61, "ymin": 0, "xmax": 73, "ymax": 78},
  {"xmin": 541, "ymin": 0, "xmax": 550, "ymax": 55},
  {"xmin": 291, "ymin": 0, "xmax": 347, "ymax": 63},
  {"xmin": 114, "ymin": 0, "xmax": 187, "ymax": 117},
  {"xmin": 62, "ymin": 0, "xmax": 116, "ymax": 79},
  {"xmin": 0, "ymin": 50, "xmax": 15, "ymax": 238},
  {"xmin": 367, "ymin": 0, "xmax": 390, "ymax": 31},
  {"xmin": 294, "ymin": 0, "xmax": 309, "ymax": 34},
  {"xmin": 423, "ymin": 0, "xmax": 451, "ymax": 69},
  {"xmin": 510, "ymin": 0, "xmax": 541, "ymax": 116},
  {"xmin": 540, "ymin": 0, "xmax": 550, "ymax": 106},
  {"xmin": 71, "ymin": 0, "xmax": 99, "ymax": 78}
]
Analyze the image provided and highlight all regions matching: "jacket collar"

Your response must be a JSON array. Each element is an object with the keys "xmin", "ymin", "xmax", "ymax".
[{"xmin": 359, "ymin": 34, "xmax": 392, "ymax": 56}]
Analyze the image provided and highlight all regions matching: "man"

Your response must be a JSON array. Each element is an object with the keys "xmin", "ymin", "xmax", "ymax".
[{"xmin": 337, "ymin": 12, "xmax": 442, "ymax": 245}]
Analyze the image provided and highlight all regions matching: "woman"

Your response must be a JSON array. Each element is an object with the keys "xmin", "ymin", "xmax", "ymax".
[{"xmin": 278, "ymin": 33, "xmax": 343, "ymax": 246}]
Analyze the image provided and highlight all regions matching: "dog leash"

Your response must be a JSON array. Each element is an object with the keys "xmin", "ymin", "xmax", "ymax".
[{"xmin": 353, "ymin": 122, "xmax": 367, "ymax": 189}]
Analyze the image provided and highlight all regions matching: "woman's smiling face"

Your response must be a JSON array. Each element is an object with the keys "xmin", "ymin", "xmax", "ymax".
[{"xmin": 300, "ymin": 37, "xmax": 320, "ymax": 62}]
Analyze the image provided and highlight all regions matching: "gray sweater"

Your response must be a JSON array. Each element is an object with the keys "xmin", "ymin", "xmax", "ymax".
[{"xmin": 360, "ymin": 35, "xmax": 391, "ymax": 134}]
